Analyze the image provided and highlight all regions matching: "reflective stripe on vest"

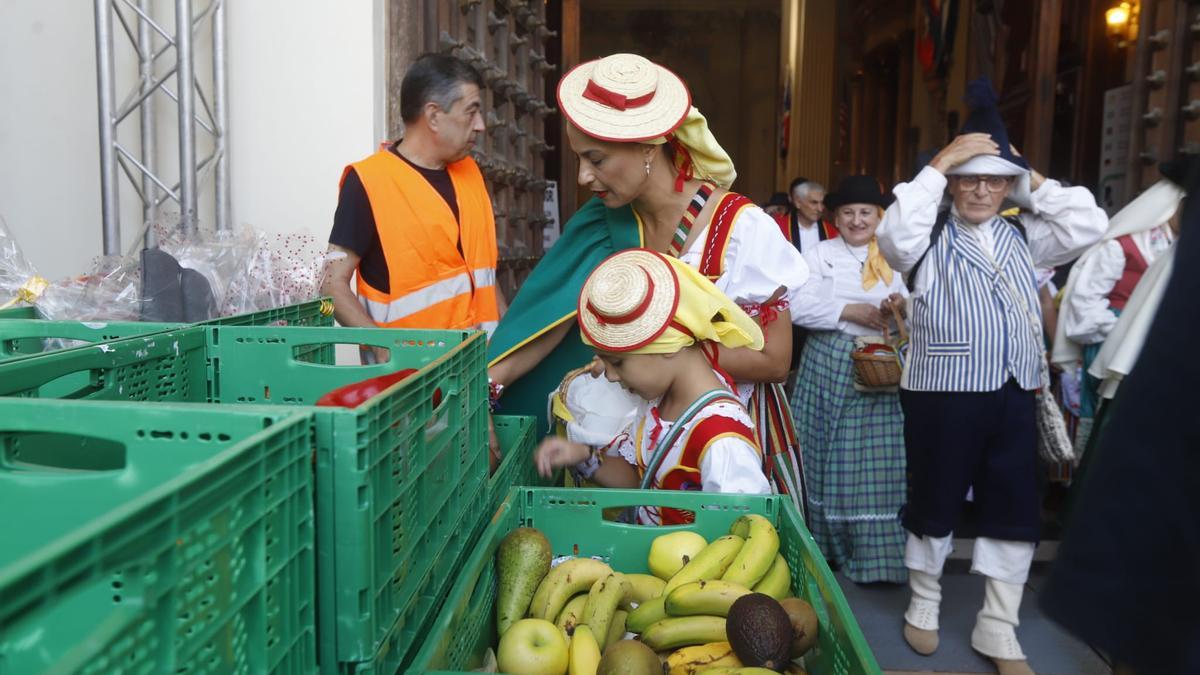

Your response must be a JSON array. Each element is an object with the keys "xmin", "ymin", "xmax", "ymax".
[
  {"xmin": 345, "ymin": 149, "xmax": 499, "ymax": 331},
  {"xmin": 359, "ymin": 267, "xmax": 498, "ymax": 331}
]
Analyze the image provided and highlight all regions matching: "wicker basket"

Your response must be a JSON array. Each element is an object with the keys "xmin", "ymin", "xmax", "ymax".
[{"xmin": 850, "ymin": 304, "xmax": 907, "ymax": 388}]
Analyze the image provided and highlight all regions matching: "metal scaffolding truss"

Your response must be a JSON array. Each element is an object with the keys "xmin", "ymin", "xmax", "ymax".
[{"xmin": 93, "ymin": 0, "xmax": 229, "ymax": 254}]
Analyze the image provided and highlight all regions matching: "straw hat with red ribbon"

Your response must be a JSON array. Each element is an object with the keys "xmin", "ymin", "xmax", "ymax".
[
  {"xmin": 558, "ymin": 53, "xmax": 737, "ymax": 192},
  {"xmin": 578, "ymin": 248, "xmax": 763, "ymax": 354}
]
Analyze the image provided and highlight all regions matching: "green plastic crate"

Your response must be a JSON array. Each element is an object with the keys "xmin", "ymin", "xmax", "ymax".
[
  {"xmin": 0, "ymin": 318, "xmax": 181, "ymax": 361},
  {"xmin": 201, "ymin": 298, "xmax": 336, "ymax": 328},
  {"xmin": 489, "ymin": 415, "xmax": 560, "ymax": 518},
  {"xmin": 407, "ymin": 488, "xmax": 882, "ymax": 675},
  {"xmin": 0, "ymin": 398, "xmax": 316, "ymax": 674},
  {"xmin": 0, "ymin": 298, "xmax": 334, "ymax": 363},
  {"xmin": 0, "ymin": 304, "xmax": 38, "ymax": 319},
  {"xmin": 0, "ymin": 324, "xmax": 489, "ymax": 670}
]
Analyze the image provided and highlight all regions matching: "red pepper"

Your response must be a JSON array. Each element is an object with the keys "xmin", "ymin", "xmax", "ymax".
[{"xmin": 316, "ymin": 368, "xmax": 442, "ymax": 409}]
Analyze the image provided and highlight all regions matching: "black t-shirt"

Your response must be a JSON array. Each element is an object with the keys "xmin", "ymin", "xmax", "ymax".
[{"xmin": 329, "ymin": 142, "xmax": 459, "ymax": 293}]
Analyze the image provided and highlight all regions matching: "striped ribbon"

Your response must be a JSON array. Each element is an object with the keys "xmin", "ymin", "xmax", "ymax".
[
  {"xmin": 748, "ymin": 382, "xmax": 809, "ymax": 526},
  {"xmin": 669, "ymin": 183, "xmax": 715, "ymax": 257}
]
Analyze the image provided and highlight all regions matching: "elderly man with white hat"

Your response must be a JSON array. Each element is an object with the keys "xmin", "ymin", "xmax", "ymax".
[{"xmin": 875, "ymin": 78, "xmax": 1107, "ymax": 674}]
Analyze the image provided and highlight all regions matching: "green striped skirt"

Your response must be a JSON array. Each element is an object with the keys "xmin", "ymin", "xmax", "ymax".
[{"xmin": 790, "ymin": 330, "xmax": 907, "ymax": 583}]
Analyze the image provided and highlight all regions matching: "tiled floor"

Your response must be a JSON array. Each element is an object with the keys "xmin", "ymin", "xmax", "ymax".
[{"xmin": 835, "ymin": 561, "xmax": 1112, "ymax": 674}]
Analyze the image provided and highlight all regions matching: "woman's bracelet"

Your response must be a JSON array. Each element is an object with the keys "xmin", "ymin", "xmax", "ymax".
[
  {"xmin": 488, "ymin": 378, "xmax": 505, "ymax": 413},
  {"xmin": 574, "ymin": 446, "xmax": 604, "ymax": 480}
]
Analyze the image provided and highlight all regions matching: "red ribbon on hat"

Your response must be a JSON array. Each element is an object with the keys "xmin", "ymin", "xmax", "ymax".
[
  {"xmin": 583, "ymin": 79, "xmax": 656, "ymax": 111},
  {"xmin": 667, "ymin": 135, "xmax": 695, "ymax": 192},
  {"xmin": 587, "ymin": 270, "xmax": 655, "ymax": 325}
]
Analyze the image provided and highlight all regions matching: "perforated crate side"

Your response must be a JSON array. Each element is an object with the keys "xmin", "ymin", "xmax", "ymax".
[
  {"xmin": 0, "ymin": 326, "xmax": 210, "ymax": 401},
  {"xmin": 0, "ymin": 402, "xmax": 317, "ymax": 674},
  {"xmin": 0, "ymin": 319, "xmax": 181, "ymax": 362}
]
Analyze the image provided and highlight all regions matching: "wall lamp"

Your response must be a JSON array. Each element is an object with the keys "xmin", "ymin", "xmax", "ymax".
[{"xmin": 1106, "ymin": 1, "xmax": 1139, "ymax": 48}]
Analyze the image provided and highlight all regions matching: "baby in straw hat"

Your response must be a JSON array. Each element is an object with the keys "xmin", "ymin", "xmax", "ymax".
[{"xmin": 534, "ymin": 248, "xmax": 771, "ymax": 525}]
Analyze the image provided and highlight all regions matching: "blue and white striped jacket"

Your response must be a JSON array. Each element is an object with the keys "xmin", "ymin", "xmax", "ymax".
[{"xmin": 903, "ymin": 215, "xmax": 1044, "ymax": 392}]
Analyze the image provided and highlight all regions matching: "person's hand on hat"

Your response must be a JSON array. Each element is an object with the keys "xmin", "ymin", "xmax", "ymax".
[
  {"xmin": 930, "ymin": 133, "xmax": 999, "ymax": 175},
  {"xmin": 1009, "ymin": 144, "xmax": 1045, "ymax": 191}
]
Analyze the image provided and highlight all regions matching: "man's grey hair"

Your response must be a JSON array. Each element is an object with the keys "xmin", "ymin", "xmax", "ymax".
[
  {"xmin": 400, "ymin": 53, "xmax": 485, "ymax": 124},
  {"xmin": 791, "ymin": 181, "xmax": 825, "ymax": 199}
]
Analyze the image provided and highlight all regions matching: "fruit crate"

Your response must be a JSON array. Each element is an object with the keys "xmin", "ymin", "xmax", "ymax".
[
  {"xmin": 0, "ymin": 398, "xmax": 316, "ymax": 674},
  {"xmin": 0, "ymin": 324, "xmax": 489, "ymax": 671},
  {"xmin": 407, "ymin": 488, "xmax": 882, "ymax": 675},
  {"xmin": 0, "ymin": 298, "xmax": 334, "ymax": 363},
  {"xmin": 488, "ymin": 415, "xmax": 561, "ymax": 518}
]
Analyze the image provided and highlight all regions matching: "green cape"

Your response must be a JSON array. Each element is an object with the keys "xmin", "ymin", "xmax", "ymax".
[{"xmin": 488, "ymin": 197, "xmax": 642, "ymax": 435}]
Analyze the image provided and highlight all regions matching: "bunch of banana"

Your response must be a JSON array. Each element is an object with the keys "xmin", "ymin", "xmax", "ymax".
[{"xmin": 529, "ymin": 558, "xmax": 614, "ymax": 621}]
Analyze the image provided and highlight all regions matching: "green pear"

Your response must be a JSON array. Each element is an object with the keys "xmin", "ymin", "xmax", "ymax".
[{"xmin": 496, "ymin": 527, "xmax": 552, "ymax": 638}]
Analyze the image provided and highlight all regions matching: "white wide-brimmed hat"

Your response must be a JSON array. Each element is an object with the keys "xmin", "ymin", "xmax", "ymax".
[
  {"xmin": 557, "ymin": 53, "xmax": 692, "ymax": 142},
  {"xmin": 578, "ymin": 249, "xmax": 680, "ymax": 352}
]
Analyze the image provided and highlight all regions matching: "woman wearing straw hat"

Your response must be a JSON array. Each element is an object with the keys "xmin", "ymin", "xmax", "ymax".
[
  {"xmin": 789, "ymin": 175, "xmax": 909, "ymax": 584},
  {"xmin": 534, "ymin": 248, "xmax": 771, "ymax": 525},
  {"xmin": 488, "ymin": 53, "xmax": 810, "ymax": 513}
]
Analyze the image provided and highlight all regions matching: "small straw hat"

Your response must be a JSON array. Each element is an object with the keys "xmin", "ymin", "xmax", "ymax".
[
  {"xmin": 578, "ymin": 249, "xmax": 680, "ymax": 352},
  {"xmin": 557, "ymin": 53, "xmax": 692, "ymax": 142}
]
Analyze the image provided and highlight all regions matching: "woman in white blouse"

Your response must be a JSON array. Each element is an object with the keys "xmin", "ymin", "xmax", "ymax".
[{"xmin": 790, "ymin": 175, "xmax": 909, "ymax": 584}]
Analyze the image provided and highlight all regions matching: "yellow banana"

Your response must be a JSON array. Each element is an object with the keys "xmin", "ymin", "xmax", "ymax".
[
  {"xmin": 721, "ymin": 515, "xmax": 780, "ymax": 588},
  {"xmin": 705, "ymin": 669, "xmax": 781, "ymax": 675},
  {"xmin": 530, "ymin": 558, "xmax": 614, "ymax": 621},
  {"xmin": 606, "ymin": 609, "xmax": 628, "ymax": 647},
  {"xmin": 663, "ymin": 535, "xmax": 744, "ymax": 596},
  {"xmin": 581, "ymin": 573, "xmax": 628, "ymax": 651},
  {"xmin": 620, "ymin": 573, "xmax": 666, "ymax": 609},
  {"xmin": 555, "ymin": 594, "xmax": 590, "ymax": 635},
  {"xmin": 625, "ymin": 595, "xmax": 667, "ymax": 634},
  {"xmin": 751, "ymin": 554, "xmax": 791, "ymax": 599},
  {"xmin": 568, "ymin": 624, "xmax": 601, "ymax": 675},
  {"xmin": 665, "ymin": 641, "xmax": 742, "ymax": 675},
  {"xmin": 664, "ymin": 579, "xmax": 752, "ymax": 617},
  {"xmin": 639, "ymin": 615, "xmax": 728, "ymax": 651}
]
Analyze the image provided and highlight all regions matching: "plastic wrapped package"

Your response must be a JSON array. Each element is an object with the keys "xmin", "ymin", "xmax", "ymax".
[
  {"xmin": 0, "ymin": 216, "xmax": 47, "ymax": 312},
  {"xmin": 147, "ymin": 223, "xmax": 326, "ymax": 319}
]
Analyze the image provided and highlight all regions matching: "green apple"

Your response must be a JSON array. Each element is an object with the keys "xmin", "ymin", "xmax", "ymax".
[
  {"xmin": 648, "ymin": 531, "xmax": 708, "ymax": 580},
  {"xmin": 497, "ymin": 618, "xmax": 568, "ymax": 675}
]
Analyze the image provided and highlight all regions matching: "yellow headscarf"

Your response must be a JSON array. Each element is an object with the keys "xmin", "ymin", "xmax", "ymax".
[
  {"xmin": 579, "ymin": 250, "xmax": 763, "ymax": 355},
  {"xmin": 647, "ymin": 107, "xmax": 737, "ymax": 192}
]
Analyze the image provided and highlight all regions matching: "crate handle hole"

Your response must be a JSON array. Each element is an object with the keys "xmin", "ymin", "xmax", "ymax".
[
  {"xmin": 599, "ymin": 506, "xmax": 696, "ymax": 525},
  {"xmin": 1, "ymin": 432, "xmax": 126, "ymax": 473},
  {"xmin": 290, "ymin": 343, "xmax": 390, "ymax": 364}
]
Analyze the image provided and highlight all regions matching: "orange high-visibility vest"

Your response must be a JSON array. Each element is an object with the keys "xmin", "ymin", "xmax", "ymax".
[{"xmin": 342, "ymin": 150, "xmax": 499, "ymax": 333}]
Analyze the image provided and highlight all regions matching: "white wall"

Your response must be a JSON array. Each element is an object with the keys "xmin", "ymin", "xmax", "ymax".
[{"xmin": 0, "ymin": 1, "xmax": 385, "ymax": 282}]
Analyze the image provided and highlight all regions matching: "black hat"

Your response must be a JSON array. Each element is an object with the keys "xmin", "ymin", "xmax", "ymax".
[
  {"xmin": 1159, "ymin": 154, "xmax": 1200, "ymax": 188},
  {"xmin": 825, "ymin": 175, "xmax": 893, "ymax": 210},
  {"xmin": 764, "ymin": 192, "xmax": 790, "ymax": 208},
  {"xmin": 950, "ymin": 77, "xmax": 1030, "ymax": 174}
]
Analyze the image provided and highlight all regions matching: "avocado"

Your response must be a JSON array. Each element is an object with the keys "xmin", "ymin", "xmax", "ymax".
[
  {"xmin": 725, "ymin": 593, "xmax": 793, "ymax": 672},
  {"xmin": 496, "ymin": 527, "xmax": 552, "ymax": 638},
  {"xmin": 778, "ymin": 597, "xmax": 819, "ymax": 657},
  {"xmin": 597, "ymin": 639, "xmax": 661, "ymax": 675}
]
